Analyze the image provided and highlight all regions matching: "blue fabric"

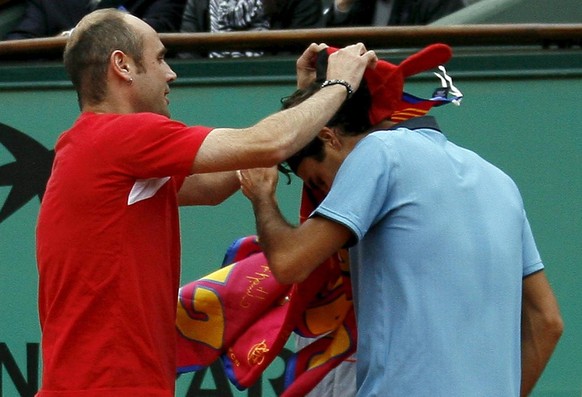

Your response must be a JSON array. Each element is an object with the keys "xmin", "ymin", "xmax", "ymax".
[{"xmin": 314, "ymin": 119, "xmax": 543, "ymax": 396}]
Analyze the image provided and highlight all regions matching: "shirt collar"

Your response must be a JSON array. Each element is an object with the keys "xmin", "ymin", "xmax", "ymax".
[{"xmin": 390, "ymin": 116, "xmax": 441, "ymax": 132}]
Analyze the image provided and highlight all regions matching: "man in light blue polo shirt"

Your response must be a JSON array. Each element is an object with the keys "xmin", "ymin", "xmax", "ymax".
[{"xmin": 238, "ymin": 44, "xmax": 563, "ymax": 396}]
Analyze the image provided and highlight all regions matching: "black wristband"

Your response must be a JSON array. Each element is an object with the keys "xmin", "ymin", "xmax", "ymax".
[{"xmin": 321, "ymin": 79, "xmax": 354, "ymax": 100}]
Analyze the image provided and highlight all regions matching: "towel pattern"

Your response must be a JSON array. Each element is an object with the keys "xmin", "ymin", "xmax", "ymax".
[{"xmin": 176, "ymin": 187, "xmax": 355, "ymax": 396}]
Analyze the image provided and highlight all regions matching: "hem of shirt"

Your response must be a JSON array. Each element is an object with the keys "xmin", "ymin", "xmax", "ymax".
[
  {"xmin": 523, "ymin": 261, "xmax": 544, "ymax": 278},
  {"xmin": 313, "ymin": 208, "xmax": 361, "ymax": 247}
]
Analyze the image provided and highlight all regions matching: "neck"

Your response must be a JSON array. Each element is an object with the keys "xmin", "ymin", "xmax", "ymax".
[
  {"xmin": 83, "ymin": 100, "xmax": 133, "ymax": 115},
  {"xmin": 341, "ymin": 133, "xmax": 367, "ymax": 153},
  {"xmin": 371, "ymin": 119, "xmax": 397, "ymax": 131}
]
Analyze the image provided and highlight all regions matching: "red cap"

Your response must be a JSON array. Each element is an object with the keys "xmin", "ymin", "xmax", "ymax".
[{"xmin": 321, "ymin": 44, "xmax": 454, "ymax": 124}]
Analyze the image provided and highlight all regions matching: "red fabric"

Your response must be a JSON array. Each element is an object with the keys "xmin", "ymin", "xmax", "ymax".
[
  {"xmin": 282, "ymin": 186, "xmax": 356, "ymax": 396},
  {"xmin": 326, "ymin": 43, "xmax": 453, "ymax": 124},
  {"xmin": 176, "ymin": 238, "xmax": 291, "ymax": 379},
  {"xmin": 176, "ymin": 187, "xmax": 355, "ymax": 396},
  {"xmin": 36, "ymin": 112, "xmax": 211, "ymax": 397}
]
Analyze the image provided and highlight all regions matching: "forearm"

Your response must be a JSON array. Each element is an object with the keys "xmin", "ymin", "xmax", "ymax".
[
  {"xmin": 194, "ymin": 83, "xmax": 349, "ymax": 173},
  {"xmin": 178, "ymin": 171, "xmax": 240, "ymax": 206},
  {"xmin": 250, "ymin": 195, "xmax": 302, "ymax": 284},
  {"xmin": 192, "ymin": 43, "xmax": 376, "ymax": 173},
  {"xmin": 520, "ymin": 312, "xmax": 563, "ymax": 396},
  {"xmin": 250, "ymin": 82, "xmax": 349, "ymax": 161},
  {"xmin": 238, "ymin": 166, "xmax": 353, "ymax": 283},
  {"xmin": 253, "ymin": 200, "xmax": 353, "ymax": 284},
  {"xmin": 520, "ymin": 272, "xmax": 564, "ymax": 396},
  {"xmin": 248, "ymin": 48, "xmax": 361, "ymax": 162}
]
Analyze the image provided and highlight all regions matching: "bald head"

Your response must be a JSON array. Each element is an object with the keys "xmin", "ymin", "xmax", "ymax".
[{"xmin": 64, "ymin": 9, "xmax": 145, "ymax": 109}]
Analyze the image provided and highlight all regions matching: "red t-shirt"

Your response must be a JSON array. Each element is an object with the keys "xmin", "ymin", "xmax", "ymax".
[{"xmin": 36, "ymin": 112, "xmax": 212, "ymax": 396}]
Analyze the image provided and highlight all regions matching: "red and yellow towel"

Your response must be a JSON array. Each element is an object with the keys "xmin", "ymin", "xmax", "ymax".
[{"xmin": 176, "ymin": 187, "xmax": 355, "ymax": 396}]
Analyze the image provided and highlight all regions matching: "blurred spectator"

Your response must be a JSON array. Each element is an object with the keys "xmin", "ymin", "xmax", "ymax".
[
  {"xmin": 180, "ymin": 0, "xmax": 323, "ymax": 58},
  {"xmin": 5, "ymin": 0, "xmax": 186, "ymax": 40},
  {"xmin": 324, "ymin": 0, "xmax": 465, "ymax": 27}
]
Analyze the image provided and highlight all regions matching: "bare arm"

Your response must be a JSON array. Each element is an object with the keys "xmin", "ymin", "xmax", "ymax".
[
  {"xmin": 520, "ymin": 270, "xmax": 563, "ymax": 396},
  {"xmin": 238, "ymin": 167, "xmax": 352, "ymax": 284},
  {"xmin": 190, "ymin": 43, "xmax": 377, "ymax": 174},
  {"xmin": 178, "ymin": 171, "xmax": 239, "ymax": 206}
]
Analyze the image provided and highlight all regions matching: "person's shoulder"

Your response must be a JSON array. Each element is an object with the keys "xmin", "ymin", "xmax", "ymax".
[
  {"xmin": 77, "ymin": 112, "xmax": 188, "ymax": 136},
  {"xmin": 76, "ymin": 111, "xmax": 163, "ymax": 124},
  {"xmin": 108, "ymin": 112, "xmax": 185, "ymax": 125},
  {"xmin": 366, "ymin": 128, "xmax": 408, "ymax": 142}
]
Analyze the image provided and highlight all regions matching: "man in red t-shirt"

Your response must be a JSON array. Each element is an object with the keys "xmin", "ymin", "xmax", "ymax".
[{"xmin": 35, "ymin": 8, "xmax": 377, "ymax": 397}]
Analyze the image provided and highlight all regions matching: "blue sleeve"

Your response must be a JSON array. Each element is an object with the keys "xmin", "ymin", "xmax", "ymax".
[
  {"xmin": 522, "ymin": 212, "xmax": 544, "ymax": 277},
  {"xmin": 314, "ymin": 135, "xmax": 396, "ymax": 241}
]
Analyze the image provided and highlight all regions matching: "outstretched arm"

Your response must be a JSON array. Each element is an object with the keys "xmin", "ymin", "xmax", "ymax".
[
  {"xmin": 238, "ymin": 166, "xmax": 352, "ymax": 284},
  {"xmin": 190, "ymin": 43, "xmax": 377, "ymax": 174},
  {"xmin": 178, "ymin": 171, "xmax": 240, "ymax": 206},
  {"xmin": 520, "ymin": 270, "xmax": 563, "ymax": 396}
]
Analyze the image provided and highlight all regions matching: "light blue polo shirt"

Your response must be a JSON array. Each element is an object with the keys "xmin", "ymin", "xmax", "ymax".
[{"xmin": 314, "ymin": 117, "xmax": 543, "ymax": 397}]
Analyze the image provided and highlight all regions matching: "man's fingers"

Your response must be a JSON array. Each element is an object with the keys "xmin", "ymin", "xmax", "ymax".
[{"xmin": 363, "ymin": 50, "xmax": 378, "ymax": 68}]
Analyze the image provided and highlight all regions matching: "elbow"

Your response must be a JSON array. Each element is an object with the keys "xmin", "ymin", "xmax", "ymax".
[
  {"xmin": 543, "ymin": 301, "xmax": 565, "ymax": 342},
  {"xmin": 255, "ymin": 144, "xmax": 291, "ymax": 168},
  {"xmin": 267, "ymin": 255, "xmax": 310, "ymax": 285},
  {"xmin": 201, "ymin": 194, "xmax": 231, "ymax": 206},
  {"xmin": 244, "ymin": 127, "xmax": 300, "ymax": 167},
  {"xmin": 177, "ymin": 192, "xmax": 231, "ymax": 206},
  {"xmin": 270, "ymin": 270, "xmax": 295, "ymax": 285},
  {"xmin": 547, "ymin": 313, "xmax": 564, "ymax": 343},
  {"xmin": 533, "ymin": 310, "xmax": 564, "ymax": 347},
  {"xmin": 271, "ymin": 269, "xmax": 307, "ymax": 285}
]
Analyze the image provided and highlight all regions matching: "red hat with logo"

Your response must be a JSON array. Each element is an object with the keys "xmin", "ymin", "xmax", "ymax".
[{"xmin": 317, "ymin": 43, "xmax": 463, "ymax": 124}]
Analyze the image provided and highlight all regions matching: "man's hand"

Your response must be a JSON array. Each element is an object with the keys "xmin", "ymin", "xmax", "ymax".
[
  {"xmin": 296, "ymin": 42, "xmax": 378, "ymax": 93},
  {"xmin": 237, "ymin": 166, "xmax": 279, "ymax": 205},
  {"xmin": 296, "ymin": 43, "xmax": 329, "ymax": 90},
  {"xmin": 326, "ymin": 42, "xmax": 378, "ymax": 93}
]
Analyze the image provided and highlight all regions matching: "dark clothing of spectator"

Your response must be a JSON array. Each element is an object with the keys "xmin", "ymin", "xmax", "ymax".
[
  {"xmin": 182, "ymin": 0, "xmax": 322, "ymax": 33},
  {"xmin": 6, "ymin": 0, "xmax": 186, "ymax": 40},
  {"xmin": 180, "ymin": 0, "xmax": 323, "ymax": 57},
  {"xmin": 325, "ymin": 0, "xmax": 465, "ymax": 27}
]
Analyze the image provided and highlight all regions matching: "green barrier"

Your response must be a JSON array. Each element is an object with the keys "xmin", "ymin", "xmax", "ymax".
[{"xmin": 1, "ymin": 49, "xmax": 581, "ymax": 396}]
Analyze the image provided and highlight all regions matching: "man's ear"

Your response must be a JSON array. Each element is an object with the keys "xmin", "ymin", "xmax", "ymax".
[
  {"xmin": 111, "ymin": 50, "xmax": 132, "ymax": 82},
  {"xmin": 318, "ymin": 127, "xmax": 342, "ymax": 150}
]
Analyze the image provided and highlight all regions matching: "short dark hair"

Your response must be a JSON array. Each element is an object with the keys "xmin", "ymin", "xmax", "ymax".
[
  {"xmin": 64, "ymin": 9, "xmax": 145, "ymax": 108},
  {"xmin": 279, "ymin": 78, "xmax": 372, "ymax": 177}
]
